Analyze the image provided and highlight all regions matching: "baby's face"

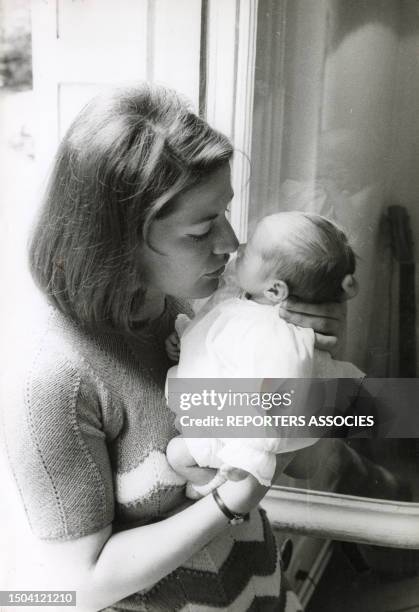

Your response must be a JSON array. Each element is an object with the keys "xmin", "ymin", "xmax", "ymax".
[{"xmin": 235, "ymin": 224, "xmax": 272, "ymax": 293}]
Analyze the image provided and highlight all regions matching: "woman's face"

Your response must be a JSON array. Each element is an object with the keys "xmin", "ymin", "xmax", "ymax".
[{"xmin": 139, "ymin": 163, "xmax": 239, "ymax": 300}]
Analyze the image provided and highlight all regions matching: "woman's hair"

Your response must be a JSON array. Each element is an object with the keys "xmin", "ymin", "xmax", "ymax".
[
  {"xmin": 29, "ymin": 85, "xmax": 233, "ymax": 333},
  {"xmin": 237, "ymin": 212, "xmax": 356, "ymax": 303}
]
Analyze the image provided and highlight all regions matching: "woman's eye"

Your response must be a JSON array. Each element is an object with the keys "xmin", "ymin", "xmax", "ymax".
[
  {"xmin": 187, "ymin": 207, "xmax": 230, "ymax": 242},
  {"xmin": 188, "ymin": 228, "xmax": 212, "ymax": 242}
]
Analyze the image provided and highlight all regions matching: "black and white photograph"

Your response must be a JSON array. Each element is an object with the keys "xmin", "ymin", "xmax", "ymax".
[{"xmin": 1, "ymin": 1, "xmax": 419, "ymax": 611}]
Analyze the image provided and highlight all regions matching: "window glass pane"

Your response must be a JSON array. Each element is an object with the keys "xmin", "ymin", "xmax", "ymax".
[{"xmin": 250, "ymin": 0, "xmax": 419, "ymax": 504}]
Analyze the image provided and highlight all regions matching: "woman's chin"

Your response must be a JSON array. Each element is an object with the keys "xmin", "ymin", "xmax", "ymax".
[
  {"xmin": 171, "ymin": 277, "xmax": 221, "ymax": 301},
  {"xmin": 192, "ymin": 277, "xmax": 221, "ymax": 298}
]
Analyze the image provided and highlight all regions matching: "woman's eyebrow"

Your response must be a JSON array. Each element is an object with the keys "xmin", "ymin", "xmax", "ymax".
[
  {"xmin": 196, "ymin": 213, "xmax": 218, "ymax": 223},
  {"xmin": 192, "ymin": 193, "xmax": 234, "ymax": 223}
]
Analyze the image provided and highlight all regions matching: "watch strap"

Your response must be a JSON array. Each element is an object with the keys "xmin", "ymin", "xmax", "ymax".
[{"xmin": 212, "ymin": 488, "xmax": 250, "ymax": 525}]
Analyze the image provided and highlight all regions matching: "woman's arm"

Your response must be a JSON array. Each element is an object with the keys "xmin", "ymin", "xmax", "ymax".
[
  {"xmin": 3, "ymin": 356, "xmax": 270, "ymax": 611},
  {"xmin": 34, "ymin": 475, "xmax": 268, "ymax": 611},
  {"xmin": 51, "ymin": 454, "xmax": 296, "ymax": 611}
]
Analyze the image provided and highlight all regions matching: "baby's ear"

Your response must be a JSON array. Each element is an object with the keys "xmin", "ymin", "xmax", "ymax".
[
  {"xmin": 264, "ymin": 280, "xmax": 289, "ymax": 304},
  {"xmin": 341, "ymin": 274, "xmax": 359, "ymax": 299}
]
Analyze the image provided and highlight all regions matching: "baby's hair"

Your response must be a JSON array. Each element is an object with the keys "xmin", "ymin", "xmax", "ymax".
[
  {"xmin": 29, "ymin": 84, "xmax": 233, "ymax": 333},
  {"xmin": 238, "ymin": 212, "xmax": 356, "ymax": 303}
]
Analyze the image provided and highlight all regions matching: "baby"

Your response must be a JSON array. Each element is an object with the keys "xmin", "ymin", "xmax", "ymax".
[{"xmin": 166, "ymin": 212, "xmax": 364, "ymax": 496}]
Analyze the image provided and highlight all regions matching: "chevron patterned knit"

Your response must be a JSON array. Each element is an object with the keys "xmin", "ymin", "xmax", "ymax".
[{"xmin": 3, "ymin": 300, "xmax": 288, "ymax": 611}]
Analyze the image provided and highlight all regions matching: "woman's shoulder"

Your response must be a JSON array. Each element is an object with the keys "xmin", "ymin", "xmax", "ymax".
[
  {"xmin": 21, "ymin": 307, "xmax": 97, "ymax": 380},
  {"xmin": 1, "ymin": 314, "xmax": 116, "ymax": 541},
  {"xmin": 4, "ymin": 306, "xmax": 114, "ymax": 427}
]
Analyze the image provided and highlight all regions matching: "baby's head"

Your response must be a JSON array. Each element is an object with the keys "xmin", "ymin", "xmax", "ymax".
[{"xmin": 236, "ymin": 212, "xmax": 357, "ymax": 304}]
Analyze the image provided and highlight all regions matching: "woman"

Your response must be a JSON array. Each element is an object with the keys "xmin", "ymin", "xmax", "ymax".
[{"xmin": 3, "ymin": 85, "xmax": 345, "ymax": 611}]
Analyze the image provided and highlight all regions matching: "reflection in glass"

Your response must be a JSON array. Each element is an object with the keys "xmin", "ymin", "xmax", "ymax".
[{"xmin": 250, "ymin": 0, "xmax": 419, "ymax": 508}]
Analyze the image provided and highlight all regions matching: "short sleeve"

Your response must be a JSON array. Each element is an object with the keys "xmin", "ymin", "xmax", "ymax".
[
  {"xmin": 2, "ymin": 355, "xmax": 115, "ymax": 541},
  {"xmin": 211, "ymin": 311, "xmax": 315, "ymax": 379}
]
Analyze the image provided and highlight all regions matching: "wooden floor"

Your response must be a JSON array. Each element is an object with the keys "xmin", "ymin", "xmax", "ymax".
[{"xmin": 307, "ymin": 544, "xmax": 419, "ymax": 612}]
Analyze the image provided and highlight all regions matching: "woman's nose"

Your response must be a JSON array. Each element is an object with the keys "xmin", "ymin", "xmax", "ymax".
[{"xmin": 212, "ymin": 217, "xmax": 239, "ymax": 255}]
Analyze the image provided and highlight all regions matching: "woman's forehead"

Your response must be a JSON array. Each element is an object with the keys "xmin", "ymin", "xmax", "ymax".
[{"xmin": 168, "ymin": 164, "xmax": 233, "ymax": 224}]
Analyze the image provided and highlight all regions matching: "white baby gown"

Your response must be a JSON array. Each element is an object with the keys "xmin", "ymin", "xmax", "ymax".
[{"xmin": 168, "ymin": 296, "xmax": 364, "ymax": 487}]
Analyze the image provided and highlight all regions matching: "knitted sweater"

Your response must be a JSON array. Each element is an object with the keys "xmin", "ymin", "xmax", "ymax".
[{"xmin": 2, "ymin": 300, "xmax": 285, "ymax": 612}]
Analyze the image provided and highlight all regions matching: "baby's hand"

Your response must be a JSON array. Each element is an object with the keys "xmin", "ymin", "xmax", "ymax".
[{"xmin": 165, "ymin": 330, "xmax": 181, "ymax": 362}]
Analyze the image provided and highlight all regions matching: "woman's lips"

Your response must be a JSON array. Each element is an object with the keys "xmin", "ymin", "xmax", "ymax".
[{"xmin": 203, "ymin": 265, "xmax": 226, "ymax": 278}]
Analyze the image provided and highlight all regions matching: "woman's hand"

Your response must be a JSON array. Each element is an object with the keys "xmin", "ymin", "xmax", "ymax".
[
  {"xmin": 218, "ymin": 451, "xmax": 296, "ymax": 515},
  {"xmin": 279, "ymin": 298, "xmax": 347, "ymax": 359},
  {"xmin": 217, "ymin": 474, "xmax": 268, "ymax": 515},
  {"xmin": 175, "ymin": 462, "xmax": 267, "ymax": 516}
]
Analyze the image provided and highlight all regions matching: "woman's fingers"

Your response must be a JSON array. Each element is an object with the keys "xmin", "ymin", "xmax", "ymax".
[
  {"xmin": 314, "ymin": 333, "xmax": 338, "ymax": 351},
  {"xmin": 186, "ymin": 466, "xmax": 218, "ymax": 486},
  {"xmin": 280, "ymin": 298, "xmax": 347, "ymax": 321},
  {"xmin": 279, "ymin": 310, "xmax": 340, "ymax": 335},
  {"xmin": 314, "ymin": 333, "xmax": 345, "ymax": 359},
  {"xmin": 279, "ymin": 300, "xmax": 347, "ymax": 358}
]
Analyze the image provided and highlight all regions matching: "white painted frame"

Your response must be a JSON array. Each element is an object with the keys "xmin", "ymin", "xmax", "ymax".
[{"xmin": 206, "ymin": 0, "xmax": 259, "ymax": 243}]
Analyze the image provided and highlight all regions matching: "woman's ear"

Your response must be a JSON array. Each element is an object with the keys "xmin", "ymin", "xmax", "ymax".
[
  {"xmin": 263, "ymin": 280, "xmax": 289, "ymax": 304},
  {"xmin": 341, "ymin": 274, "xmax": 359, "ymax": 299}
]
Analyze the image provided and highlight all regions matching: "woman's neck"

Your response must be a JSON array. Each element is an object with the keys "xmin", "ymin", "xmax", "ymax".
[{"xmin": 131, "ymin": 289, "xmax": 166, "ymax": 323}]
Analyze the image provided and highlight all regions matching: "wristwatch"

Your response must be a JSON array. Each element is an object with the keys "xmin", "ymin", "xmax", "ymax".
[{"xmin": 212, "ymin": 488, "xmax": 250, "ymax": 525}]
